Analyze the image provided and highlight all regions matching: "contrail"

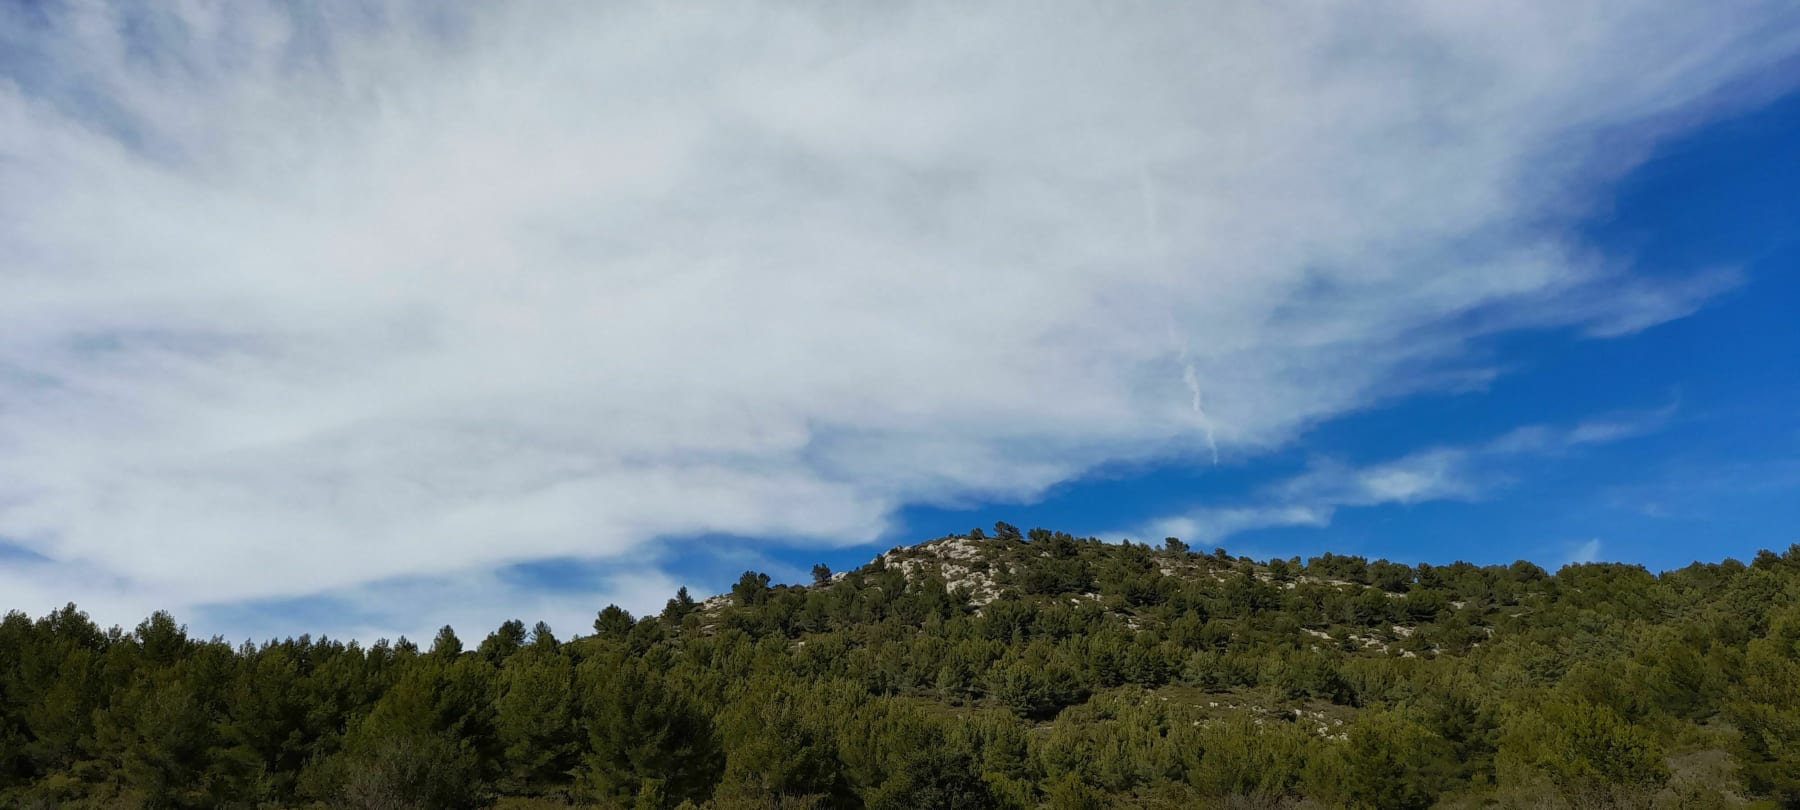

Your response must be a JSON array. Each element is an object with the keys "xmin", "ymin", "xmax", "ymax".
[
  {"xmin": 1182, "ymin": 362, "xmax": 1220, "ymax": 464},
  {"xmin": 1144, "ymin": 168, "xmax": 1219, "ymax": 465}
]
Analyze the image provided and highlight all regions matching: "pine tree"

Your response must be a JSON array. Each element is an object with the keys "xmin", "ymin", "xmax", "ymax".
[
  {"xmin": 478, "ymin": 619, "xmax": 527, "ymax": 664},
  {"xmin": 430, "ymin": 625, "xmax": 464, "ymax": 659},
  {"xmin": 577, "ymin": 658, "xmax": 723, "ymax": 807},
  {"xmin": 495, "ymin": 650, "xmax": 578, "ymax": 796},
  {"xmin": 595, "ymin": 604, "xmax": 636, "ymax": 638},
  {"xmin": 663, "ymin": 588, "xmax": 698, "ymax": 623}
]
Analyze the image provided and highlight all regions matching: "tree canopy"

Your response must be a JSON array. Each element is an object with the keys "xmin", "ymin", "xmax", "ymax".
[{"xmin": 4, "ymin": 530, "xmax": 1798, "ymax": 808}]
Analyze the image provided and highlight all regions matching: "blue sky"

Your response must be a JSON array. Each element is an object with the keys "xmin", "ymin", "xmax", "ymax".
[
  {"xmin": 706, "ymin": 88, "xmax": 1800, "ymax": 594},
  {"xmin": 488, "ymin": 72, "xmax": 1800, "ymax": 635},
  {"xmin": 1, "ymin": 3, "xmax": 1797, "ymax": 642},
  {"xmin": 895, "ymin": 91, "xmax": 1800, "ymax": 570}
]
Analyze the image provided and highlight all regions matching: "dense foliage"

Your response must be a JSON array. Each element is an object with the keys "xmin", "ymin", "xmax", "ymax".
[{"xmin": 5, "ymin": 526, "xmax": 1800, "ymax": 809}]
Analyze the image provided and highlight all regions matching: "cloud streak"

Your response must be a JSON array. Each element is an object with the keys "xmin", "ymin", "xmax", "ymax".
[
  {"xmin": 1567, "ymin": 538, "xmax": 1605, "ymax": 566},
  {"xmin": 1125, "ymin": 407, "xmax": 1679, "ymax": 548},
  {"xmin": 1, "ymin": 2, "xmax": 1794, "ymax": 639}
]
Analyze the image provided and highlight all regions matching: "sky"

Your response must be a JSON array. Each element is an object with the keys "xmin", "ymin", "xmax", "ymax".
[{"xmin": 1, "ymin": 1, "xmax": 1797, "ymax": 644}]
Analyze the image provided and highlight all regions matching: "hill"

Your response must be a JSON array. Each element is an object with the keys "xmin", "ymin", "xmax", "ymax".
[{"xmin": 4, "ymin": 525, "xmax": 1800, "ymax": 809}]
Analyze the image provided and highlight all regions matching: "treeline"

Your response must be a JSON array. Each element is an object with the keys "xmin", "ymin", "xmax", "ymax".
[{"xmin": 3, "ymin": 526, "xmax": 1800, "ymax": 809}]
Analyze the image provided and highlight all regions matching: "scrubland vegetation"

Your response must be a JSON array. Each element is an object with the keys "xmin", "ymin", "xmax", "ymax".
[{"xmin": 5, "ymin": 524, "xmax": 1799, "ymax": 809}]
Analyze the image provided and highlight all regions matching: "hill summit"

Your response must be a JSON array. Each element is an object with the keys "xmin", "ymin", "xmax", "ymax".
[{"xmin": 5, "ymin": 525, "xmax": 1800, "ymax": 808}]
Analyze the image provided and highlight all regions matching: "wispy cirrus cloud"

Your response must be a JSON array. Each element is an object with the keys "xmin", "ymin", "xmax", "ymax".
[
  {"xmin": 1567, "ymin": 538, "xmax": 1606, "ymax": 566},
  {"xmin": 1125, "ymin": 407, "xmax": 1678, "ymax": 548},
  {"xmin": 1484, "ymin": 404, "xmax": 1678, "ymax": 454},
  {"xmin": 0, "ymin": 2, "xmax": 1793, "ymax": 640},
  {"xmin": 1140, "ymin": 506, "xmax": 1337, "ymax": 551}
]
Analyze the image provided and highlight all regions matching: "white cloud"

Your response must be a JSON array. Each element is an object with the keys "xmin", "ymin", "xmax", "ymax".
[
  {"xmin": 1120, "ymin": 448, "xmax": 1486, "ymax": 550},
  {"xmin": 0, "ymin": 2, "xmax": 1793, "ymax": 639},
  {"xmin": 1568, "ymin": 538, "xmax": 1605, "ymax": 565},
  {"xmin": 1578, "ymin": 268, "xmax": 1746, "ymax": 338},
  {"xmin": 1488, "ymin": 403, "xmax": 1678, "ymax": 454},
  {"xmin": 1142, "ymin": 505, "xmax": 1335, "ymax": 548},
  {"xmin": 1127, "ymin": 409, "xmax": 1673, "ymax": 549},
  {"xmin": 1277, "ymin": 449, "xmax": 1485, "ymax": 508}
]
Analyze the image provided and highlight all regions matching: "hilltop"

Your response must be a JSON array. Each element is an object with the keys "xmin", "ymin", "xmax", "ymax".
[
  {"xmin": 4, "ymin": 525, "xmax": 1800, "ymax": 809},
  {"xmin": 696, "ymin": 526, "xmax": 1514, "ymax": 661}
]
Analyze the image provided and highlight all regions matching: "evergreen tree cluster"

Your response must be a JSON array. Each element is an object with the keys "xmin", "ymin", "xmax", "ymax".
[{"xmin": 4, "ymin": 526, "xmax": 1800, "ymax": 809}]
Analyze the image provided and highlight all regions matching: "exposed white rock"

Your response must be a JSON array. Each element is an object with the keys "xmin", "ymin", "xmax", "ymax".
[{"xmin": 877, "ymin": 535, "xmax": 1006, "ymax": 606}]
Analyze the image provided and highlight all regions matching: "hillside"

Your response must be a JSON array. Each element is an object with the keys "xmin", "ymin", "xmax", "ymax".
[{"xmin": 5, "ymin": 525, "xmax": 1800, "ymax": 809}]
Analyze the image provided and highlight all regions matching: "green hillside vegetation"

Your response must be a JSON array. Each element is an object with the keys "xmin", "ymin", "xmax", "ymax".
[{"xmin": 5, "ymin": 524, "xmax": 1800, "ymax": 809}]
